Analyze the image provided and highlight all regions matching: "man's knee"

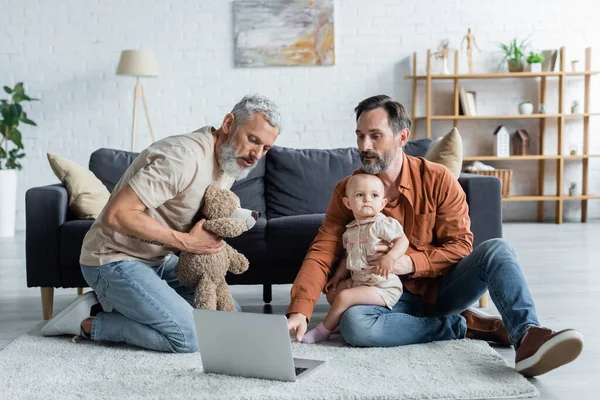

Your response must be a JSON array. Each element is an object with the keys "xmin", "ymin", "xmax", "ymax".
[
  {"xmin": 166, "ymin": 315, "xmax": 198, "ymax": 353},
  {"xmin": 475, "ymin": 238, "xmax": 516, "ymax": 266},
  {"xmin": 339, "ymin": 306, "xmax": 377, "ymax": 347}
]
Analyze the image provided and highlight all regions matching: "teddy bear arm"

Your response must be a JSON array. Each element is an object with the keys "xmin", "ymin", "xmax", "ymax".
[
  {"xmin": 225, "ymin": 245, "xmax": 249, "ymax": 275},
  {"xmin": 203, "ymin": 218, "xmax": 247, "ymax": 238}
]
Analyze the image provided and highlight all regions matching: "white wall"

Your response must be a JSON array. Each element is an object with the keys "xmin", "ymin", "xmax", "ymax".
[{"xmin": 2, "ymin": 0, "xmax": 600, "ymax": 229}]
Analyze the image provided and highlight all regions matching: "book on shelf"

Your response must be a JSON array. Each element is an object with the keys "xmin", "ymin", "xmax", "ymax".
[{"xmin": 459, "ymin": 86, "xmax": 477, "ymax": 116}]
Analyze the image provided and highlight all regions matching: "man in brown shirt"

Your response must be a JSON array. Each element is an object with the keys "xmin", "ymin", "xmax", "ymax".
[{"xmin": 287, "ymin": 95, "xmax": 583, "ymax": 377}]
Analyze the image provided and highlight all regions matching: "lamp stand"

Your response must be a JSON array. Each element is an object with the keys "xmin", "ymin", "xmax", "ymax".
[{"xmin": 130, "ymin": 77, "xmax": 156, "ymax": 152}]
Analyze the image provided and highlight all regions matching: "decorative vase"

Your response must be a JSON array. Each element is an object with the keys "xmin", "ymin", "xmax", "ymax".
[
  {"xmin": 440, "ymin": 57, "xmax": 451, "ymax": 75},
  {"xmin": 530, "ymin": 63, "xmax": 542, "ymax": 73},
  {"xmin": 0, "ymin": 169, "xmax": 18, "ymax": 237},
  {"xmin": 508, "ymin": 60, "xmax": 524, "ymax": 73},
  {"xmin": 571, "ymin": 104, "xmax": 580, "ymax": 114},
  {"xmin": 519, "ymin": 102, "xmax": 534, "ymax": 115},
  {"xmin": 571, "ymin": 62, "xmax": 578, "ymax": 72}
]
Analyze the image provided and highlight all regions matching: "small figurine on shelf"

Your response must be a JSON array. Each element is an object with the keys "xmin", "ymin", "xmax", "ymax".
[
  {"xmin": 434, "ymin": 39, "xmax": 452, "ymax": 74},
  {"xmin": 571, "ymin": 100, "xmax": 580, "ymax": 114},
  {"xmin": 461, "ymin": 28, "xmax": 480, "ymax": 74},
  {"xmin": 569, "ymin": 182, "xmax": 577, "ymax": 196},
  {"xmin": 571, "ymin": 60, "xmax": 579, "ymax": 72},
  {"xmin": 518, "ymin": 100, "xmax": 534, "ymax": 115},
  {"xmin": 538, "ymin": 104, "xmax": 546, "ymax": 114}
]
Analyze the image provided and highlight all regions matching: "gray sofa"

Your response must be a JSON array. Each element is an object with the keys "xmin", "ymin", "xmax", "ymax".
[{"xmin": 26, "ymin": 139, "xmax": 502, "ymax": 317}]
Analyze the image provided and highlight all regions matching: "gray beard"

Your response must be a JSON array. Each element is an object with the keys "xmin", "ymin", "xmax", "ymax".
[
  {"xmin": 218, "ymin": 140, "xmax": 254, "ymax": 180},
  {"xmin": 361, "ymin": 147, "xmax": 397, "ymax": 174}
]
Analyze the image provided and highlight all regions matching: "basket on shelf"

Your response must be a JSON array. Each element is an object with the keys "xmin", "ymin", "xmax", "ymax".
[{"xmin": 470, "ymin": 169, "xmax": 512, "ymax": 197}]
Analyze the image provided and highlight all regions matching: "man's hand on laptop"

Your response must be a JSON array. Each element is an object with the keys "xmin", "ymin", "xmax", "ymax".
[
  {"xmin": 287, "ymin": 313, "xmax": 308, "ymax": 342},
  {"xmin": 184, "ymin": 219, "xmax": 225, "ymax": 255}
]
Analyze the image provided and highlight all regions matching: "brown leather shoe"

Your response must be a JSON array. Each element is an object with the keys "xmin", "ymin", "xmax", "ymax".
[
  {"xmin": 461, "ymin": 309, "xmax": 511, "ymax": 346},
  {"xmin": 515, "ymin": 326, "xmax": 584, "ymax": 377}
]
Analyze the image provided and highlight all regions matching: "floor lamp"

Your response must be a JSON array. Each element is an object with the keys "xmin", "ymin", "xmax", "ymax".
[{"xmin": 116, "ymin": 50, "xmax": 158, "ymax": 151}]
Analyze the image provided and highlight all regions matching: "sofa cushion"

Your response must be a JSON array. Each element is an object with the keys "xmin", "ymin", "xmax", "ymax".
[
  {"xmin": 231, "ymin": 157, "xmax": 266, "ymax": 215},
  {"xmin": 60, "ymin": 220, "xmax": 95, "ymax": 268},
  {"xmin": 265, "ymin": 147, "xmax": 361, "ymax": 219},
  {"xmin": 404, "ymin": 138, "xmax": 434, "ymax": 157},
  {"xmin": 264, "ymin": 139, "xmax": 433, "ymax": 219},
  {"xmin": 47, "ymin": 153, "xmax": 110, "ymax": 219},
  {"xmin": 266, "ymin": 214, "xmax": 326, "ymax": 278},
  {"xmin": 89, "ymin": 148, "xmax": 139, "ymax": 192},
  {"xmin": 424, "ymin": 128, "xmax": 463, "ymax": 178}
]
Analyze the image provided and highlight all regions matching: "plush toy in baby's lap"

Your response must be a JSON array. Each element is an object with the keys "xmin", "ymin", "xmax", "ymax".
[{"xmin": 175, "ymin": 183, "xmax": 258, "ymax": 311}]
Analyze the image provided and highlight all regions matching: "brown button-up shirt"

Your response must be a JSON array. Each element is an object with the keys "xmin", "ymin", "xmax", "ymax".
[{"xmin": 286, "ymin": 152, "xmax": 474, "ymax": 321}]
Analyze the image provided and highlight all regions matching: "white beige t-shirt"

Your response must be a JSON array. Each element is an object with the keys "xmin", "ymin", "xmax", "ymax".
[{"xmin": 80, "ymin": 126, "xmax": 234, "ymax": 267}]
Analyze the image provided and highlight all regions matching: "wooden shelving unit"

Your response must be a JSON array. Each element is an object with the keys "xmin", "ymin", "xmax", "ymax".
[{"xmin": 406, "ymin": 46, "xmax": 597, "ymax": 224}]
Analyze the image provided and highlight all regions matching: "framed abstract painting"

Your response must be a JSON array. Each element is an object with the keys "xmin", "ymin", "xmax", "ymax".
[{"xmin": 234, "ymin": 0, "xmax": 335, "ymax": 67}]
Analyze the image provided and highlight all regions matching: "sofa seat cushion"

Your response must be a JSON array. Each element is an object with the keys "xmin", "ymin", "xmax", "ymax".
[
  {"xmin": 265, "ymin": 214, "xmax": 326, "ymax": 282},
  {"xmin": 60, "ymin": 220, "xmax": 95, "ymax": 268},
  {"xmin": 226, "ymin": 216, "xmax": 267, "ymax": 263}
]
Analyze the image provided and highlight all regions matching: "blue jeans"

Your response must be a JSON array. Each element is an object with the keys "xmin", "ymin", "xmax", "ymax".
[
  {"xmin": 338, "ymin": 238, "xmax": 540, "ymax": 347},
  {"xmin": 80, "ymin": 254, "xmax": 240, "ymax": 353}
]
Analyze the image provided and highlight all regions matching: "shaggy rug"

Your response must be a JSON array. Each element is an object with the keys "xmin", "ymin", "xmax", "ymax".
[{"xmin": 0, "ymin": 324, "xmax": 537, "ymax": 400}]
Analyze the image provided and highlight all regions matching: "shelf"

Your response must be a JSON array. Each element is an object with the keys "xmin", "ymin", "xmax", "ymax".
[
  {"xmin": 503, "ymin": 195, "xmax": 561, "ymax": 201},
  {"xmin": 414, "ymin": 113, "xmax": 600, "ymax": 120},
  {"xmin": 563, "ymin": 195, "xmax": 600, "ymax": 200},
  {"xmin": 502, "ymin": 194, "xmax": 600, "ymax": 201},
  {"xmin": 463, "ymin": 155, "xmax": 600, "ymax": 161},
  {"xmin": 415, "ymin": 114, "xmax": 557, "ymax": 120},
  {"xmin": 405, "ymin": 71, "xmax": 600, "ymax": 80},
  {"xmin": 464, "ymin": 155, "xmax": 560, "ymax": 161}
]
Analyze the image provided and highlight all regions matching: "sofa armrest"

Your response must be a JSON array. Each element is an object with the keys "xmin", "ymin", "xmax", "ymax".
[
  {"xmin": 459, "ymin": 173, "xmax": 503, "ymax": 247},
  {"xmin": 26, "ymin": 184, "xmax": 69, "ymax": 287}
]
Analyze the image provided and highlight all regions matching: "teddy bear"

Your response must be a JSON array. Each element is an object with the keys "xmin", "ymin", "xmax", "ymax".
[{"xmin": 175, "ymin": 183, "xmax": 258, "ymax": 311}]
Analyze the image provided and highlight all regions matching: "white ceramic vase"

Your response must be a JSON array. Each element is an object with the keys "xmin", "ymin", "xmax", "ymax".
[
  {"xmin": 0, "ymin": 169, "xmax": 18, "ymax": 237},
  {"xmin": 519, "ymin": 102, "xmax": 534, "ymax": 115},
  {"xmin": 530, "ymin": 63, "xmax": 542, "ymax": 73}
]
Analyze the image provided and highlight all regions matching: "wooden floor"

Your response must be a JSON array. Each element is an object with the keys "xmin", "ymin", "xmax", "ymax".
[{"xmin": 1, "ymin": 223, "xmax": 599, "ymax": 399}]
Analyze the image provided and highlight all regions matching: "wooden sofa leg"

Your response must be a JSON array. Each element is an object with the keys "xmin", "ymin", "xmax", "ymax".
[
  {"xmin": 77, "ymin": 288, "xmax": 84, "ymax": 296},
  {"xmin": 263, "ymin": 284, "xmax": 272, "ymax": 304},
  {"xmin": 41, "ymin": 287, "xmax": 54, "ymax": 320},
  {"xmin": 479, "ymin": 292, "xmax": 489, "ymax": 308}
]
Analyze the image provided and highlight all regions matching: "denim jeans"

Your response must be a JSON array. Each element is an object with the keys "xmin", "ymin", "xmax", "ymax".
[
  {"xmin": 338, "ymin": 238, "xmax": 540, "ymax": 347},
  {"xmin": 80, "ymin": 254, "xmax": 241, "ymax": 353}
]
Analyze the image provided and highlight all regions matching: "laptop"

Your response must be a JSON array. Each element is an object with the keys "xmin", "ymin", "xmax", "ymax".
[{"xmin": 193, "ymin": 309, "xmax": 325, "ymax": 382}]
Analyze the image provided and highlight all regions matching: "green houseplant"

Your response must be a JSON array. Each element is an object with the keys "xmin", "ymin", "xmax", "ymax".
[
  {"xmin": 526, "ymin": 51, "xmax": 545, "ymax": 73},
  {"xmin": 500, "ymin": 38, "xmax": 529, "ymax": 72},
  {"xmin": 0, "ymin": 82, "xmax": 37, "ymax": 237}
]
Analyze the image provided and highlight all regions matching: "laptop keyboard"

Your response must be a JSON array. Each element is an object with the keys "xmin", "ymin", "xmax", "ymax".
[{"xmin": 295, "ymin": 367, "xmax": 308, "ymax": 376}]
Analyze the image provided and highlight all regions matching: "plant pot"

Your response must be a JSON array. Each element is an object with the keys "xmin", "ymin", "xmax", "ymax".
[
  {"xmin": 0, "ymin": 169, "xmax": 18, "ymax": 237},
  {"xmin": 508, "ymin": 60, "xmax": 524, "ymax": 72},
  {"xmin": 571, "ymin": 62, "xmax": 578, "ymax": 72},
  {"xmin": 530, "ymin": 63, "xmax": 542, "ymax": 73},
  {"xmin": 571, "ymin": 105, "xmax": 580, "ymax": 114},
  {"xmin": 519, "ymin": 103, "xmax": 534, "ymax": 115}
]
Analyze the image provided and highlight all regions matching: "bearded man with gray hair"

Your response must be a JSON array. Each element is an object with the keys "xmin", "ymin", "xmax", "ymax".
[{"xmin": 41, "ymin": 94, "xmax": 281, "ymax": 353}]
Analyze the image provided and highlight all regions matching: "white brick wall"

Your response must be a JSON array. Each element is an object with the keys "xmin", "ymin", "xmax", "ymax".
[{"xmin": 2, "ymin": 0, "xmax": 600, "ymax": 229}]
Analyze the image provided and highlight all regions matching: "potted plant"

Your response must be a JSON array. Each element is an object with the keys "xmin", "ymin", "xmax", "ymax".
[
  {"xmin": 526, "ymin": 51, "xmax": 545, "ymax": 73},
  {"xmin": 518, "ymin": 100, "xmax": 534, "ymax": 115},
  {"xmin": 0, "ymin": 82, "xmax": 37, "ymax": 237},
  {"xmin": 571, "ymin": 100, "xmax": 580, "ymax": 114},
  {"xmin": 571, "ymin": 60, "xmax": 579, "ymax": 72},
  {"xmin": 500, "ymin": 38, "xmax": 528, "ymax": 72},
  {"xmin": 569, "ymin": 182, "xmax": 577, "ymax": 196}
]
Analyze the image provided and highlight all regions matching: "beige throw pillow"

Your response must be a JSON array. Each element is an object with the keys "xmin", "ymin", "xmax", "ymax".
[
  {"xmin": 47, "ymin": 153, "xmax": 110, "ymax": 219},
  {"xmin": 424, "ymin": 127, "xmax": 463, "ymax": 179}
]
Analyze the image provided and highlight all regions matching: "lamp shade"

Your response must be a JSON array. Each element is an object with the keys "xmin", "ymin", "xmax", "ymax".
[{"xmin": 116, "ymin": 50, "xmax": 159, "ymax": 77}]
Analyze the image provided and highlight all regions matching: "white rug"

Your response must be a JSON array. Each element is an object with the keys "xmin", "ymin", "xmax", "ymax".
[{"xmin": 0, "ymin": 324, "xmax": 537, "ymax": 400}]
